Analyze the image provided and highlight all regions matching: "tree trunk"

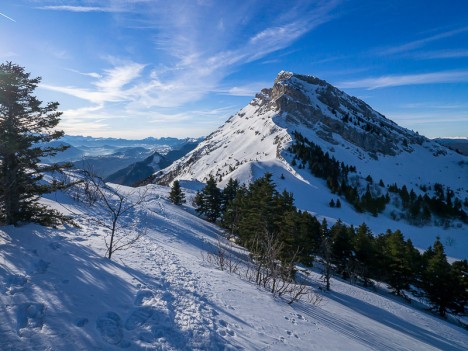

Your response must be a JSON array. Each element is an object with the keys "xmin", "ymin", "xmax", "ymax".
[{"xmin": 108, "ymin": 218, "xmax": 117, "ymax": 259}]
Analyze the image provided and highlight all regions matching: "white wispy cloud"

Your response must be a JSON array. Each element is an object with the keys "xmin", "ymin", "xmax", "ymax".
[
  {"xmin": 400, "ymin": 102, "xmax": 466, "ymax": 109},
  {"xmin": 42, "ymin": 62, "xmax": 145, "ymax": 104},
  {"xmin": 36, "ymin": 0, "xmax": 341, "ymax": 136},
  {"xmin": 67, "ymin": 69, "xmax": 102, "ymax": 79},
  {"xmin": 338, "ymin": 70, "xmax": 468, "ymax": 89},
  {"xmin": 390, "ymin": 112, "xmax": 468, "ymax": 125},
  {"xmin": 215, "ymin": 82, "xmax": 271, "ymax": 97},
  {"xmin": 411, "ymin": 49, "xmax": 468, "ymax": 60},
  {"xmin": 118, "ymin": 0, "xmax": 341, "ymax": 107},
  {"xmin": 379, "ymin": 26, "xmax": 468, "ymax": 55},
  {"xmin": 38, "ymin": 6, "xmax": 117, "ymax": 13},
  {"xmin": 0, "ymin": 11, "xmax": 16, "ymax": 22}
]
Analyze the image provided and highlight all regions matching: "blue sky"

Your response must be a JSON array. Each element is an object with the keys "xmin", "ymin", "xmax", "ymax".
[{"xmin": 1, "ymin": 0, "xmax": 468, "ymax": 139}]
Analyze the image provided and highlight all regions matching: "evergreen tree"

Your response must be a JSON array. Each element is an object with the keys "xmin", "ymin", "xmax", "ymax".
[
  {"xmin": 353, "ymin": 223, "xmax": 376, "ymax": 286},
  {"xmin": 319, "ymin": 218, "xmax": 332, "ymax": 290},
  {"xmin": 421, "ymin": 238, "xmax": 460, "ymax": 316},
  {"xmin": 0, "ymin": 62, "xmax": 69, "ymax": 226},
  {"xmin": 330, "ymin": 220, "xmax": 354, "ymax": 279},
  {"xmin": 381, "ymin": 230, "xmax": 415, "ymax": 295},
  {"xmin": 194, "ymin": 175, "xmax": 221, "ymax": 222},
  {"xmin": 168, "ymin": 180, "xmax": 185, "ymax": 205},
  {"xmin": 450, "ymin": 260, "xmax": 468, "ymax": 315},
  {"xmin": 221, "ymin": 178, "xmax": 239, "ymax": 212},
  {"xmin": 221, "ymin": 184, "xmax": 247, "ymax": 236}
]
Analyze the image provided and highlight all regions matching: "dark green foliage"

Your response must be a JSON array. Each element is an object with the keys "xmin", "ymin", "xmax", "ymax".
[
  {"xmin": 330, "ymin": 220, "xmax": 354, "ymax": 279},
  {"xmin": 319, "ymin": 218, "xmax": 332, "ymax": 290},
  {"xmin": 168, "ymin": 180, "xmax": 185, "ymax": 205},
  {"xmin": 219, "ymin": 173, "xmax": 321, "ymax": 267},
  {"xmin": 450, "ymin": 260, "xmax": 468, "ymax": 315},
  {"xmin": 221, "ymin": 178, "xmax": 239, "ymax": 212},
  {"xmin": 0, "ymin": 62, "xmax": 70, "ymax": 226},
  {"xmin": 389, "ymin": 182, "xmax": 466, "ymax": 224},
  {"xmin": 194, "ymin": 175, "xmax": 222, "ymax": 222},
  {"xmin": 353, "ymin": 223, "xmax": 376, "ymax": 286},
  {"xmin": 289, "ymin": 131, "xmax": 466, "ymax": 224},
  {"xmin": 420, "ymin": 238, "xmax": 467, "ymax": 316},
  {"xmin": 379, "ymin": 230, "xmax": 418, "ymax": 295},
  {"xmin": 194, "ymin": 171, "xmax": 467, "ymax": 314},
  {"xmin": 289, "ymin": 131, "xmax": 386, "ymax": 216}
]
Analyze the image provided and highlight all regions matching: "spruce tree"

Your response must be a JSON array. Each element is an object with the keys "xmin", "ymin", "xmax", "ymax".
[
  {"xmin": 421, "ymin": 238, "xmax": 459, "ymax": 316},
  {"xmin": 353, "ymin": 223, "xmax": 375, "ymax": 286},
  {"xmin": 168, "ymin": 180, "xmax": 185, "ymax": 205},
  {"xmin": 381, "ymin": 229, "xmax": 415, "ymax": 295},
  {"xmin": 221, "ymin": 178, "xmax": 239, "ymax": 212},
  {"xmin": 0, "ymin": 62, "xmax": 68, "ymax": 226},
  {"xmin": 330, "ymin": 220, "xmax": 354, "ymax": 279},
  {"xmin": 194, "ymin": 175, "xmax": 221, "ymax": 222}
]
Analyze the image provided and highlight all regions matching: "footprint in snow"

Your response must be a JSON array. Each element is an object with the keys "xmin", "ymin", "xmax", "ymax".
[
  {"xmin": 31, "ymin": 259, "xmax": 49, "ymax": 274},
  {"xmin": 286, "ymin": 330, "xmax": 299, "ymax": 339},
  {"xmin": 125, "ymin": 306, "xmax": 154, "ymax": 330},
  {"xmin": 96, "ymin": 312, "xmax": 124, "ymax": 345},
  {"xmin": 49, "ymin": 242, "xmax": 61, "ymax": 250},
  {"xmin": 134, "ymin": 289, "xmax": 154, "ymax": 306},
  {"xmin": 217, "ymin": 319, "xmax": 235, "ymax": 337},
  {"xmin": 76, "ymin": 318, "xmax": 89, "ymax": 327},
  {"xmin": 17, "ymin": 303, "xmax": 44, "ymax": 333},
  {"xmin": 4, "ymin": 274, "xmax": 27, "ymax": 295}
]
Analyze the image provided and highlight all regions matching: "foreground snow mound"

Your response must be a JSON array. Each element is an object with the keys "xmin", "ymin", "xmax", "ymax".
[{"xmin": 1, "ymin": 186, "xmax": 467, "ymax": 350}]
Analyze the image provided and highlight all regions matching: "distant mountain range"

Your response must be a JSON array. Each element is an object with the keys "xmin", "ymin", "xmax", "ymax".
[
  {"xmin": 435, "ymin": 138, "xmax": 468, "ymax": 156},
  {"xmin": 105, "ymin": 142, "xmax": 199, "ymax": 186},
  {"xmin": 41, "ymin": 135, "xmax": 203, "ymax": 182}
]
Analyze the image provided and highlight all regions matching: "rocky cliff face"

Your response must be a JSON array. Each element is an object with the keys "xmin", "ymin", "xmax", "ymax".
[{"xmin": 269, "ymin": 71, "xmax": 425, "ymax": 156}]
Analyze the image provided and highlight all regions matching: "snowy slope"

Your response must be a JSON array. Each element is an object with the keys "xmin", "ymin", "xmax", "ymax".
[
  {"xmin": 154, "ymin": 71, "xmax": 467, "ymax": 259},
  {"xmin": 1, "ymin": 186, "xmax": 467, "ymax": 351}
]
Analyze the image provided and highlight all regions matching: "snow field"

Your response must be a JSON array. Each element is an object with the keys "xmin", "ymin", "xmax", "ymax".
[{"xmin": 0, "ymin": 184, "xmax": 467, "ymax": 350}]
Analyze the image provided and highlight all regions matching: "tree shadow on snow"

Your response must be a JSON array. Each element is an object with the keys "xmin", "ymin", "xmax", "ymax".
[
  {"xmin": 0, "ymin": 224, "xmax": 231, "ymax": 351},
  {"xmin": 295, "ymin": 290, "xmax": 467, "ymax": 351}
]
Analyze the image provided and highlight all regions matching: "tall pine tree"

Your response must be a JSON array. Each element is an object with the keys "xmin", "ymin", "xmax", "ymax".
[
  {"xmin": 0, "ymin": 62, "xmax": 68, "ymax": 226},
  {"xmin": 421, "ymin": 238, "xmax": 459, "ymax": 316},
  {"xmin": 168, "ymin": 180, "xmax": 185, "ymax": 205},
  {"xmin": 194, "ymin": 175, "xmax": 222, "ymax": 222}
]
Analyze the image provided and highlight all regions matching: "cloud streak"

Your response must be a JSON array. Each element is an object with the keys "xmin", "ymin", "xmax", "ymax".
[
  {"xmin": 42, "ymin": 1, "xmax": 340, "ymax": 109},
  {"xmin": 411, "ymin": 49, "xmax": 468, "ymax": 60},
  {"xmin": 338, "ymin": 70, "xmax": 468, "ymax": 89},
  {"xmin": 379, "ymin": 26, "xmax": 468, "ymax": 55},
  {"xmin": 38, "ymin": 6, "xmax": 118, "ymax": 13},
  {"xmin": 0, "ymin": 11, "xmax": 16, "ymax": 22},
  {"xmin": 42, "ymin": 62, "xmax": 145, "ymax": 104}
]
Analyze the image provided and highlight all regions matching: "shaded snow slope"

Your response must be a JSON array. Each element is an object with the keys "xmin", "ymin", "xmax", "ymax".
[
  {"xmin": 1, "ymin": 186, "xmax": 467, "ymax": 350},
  {"xmin": 154, "ymin": 71, "xmax": 467, "ymax": 259}
]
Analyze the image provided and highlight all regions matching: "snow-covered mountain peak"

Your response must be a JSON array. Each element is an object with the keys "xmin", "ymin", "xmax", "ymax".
[{"xmin": 154, "ymin": 71, "xmax": 459, "ymax": 187}]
